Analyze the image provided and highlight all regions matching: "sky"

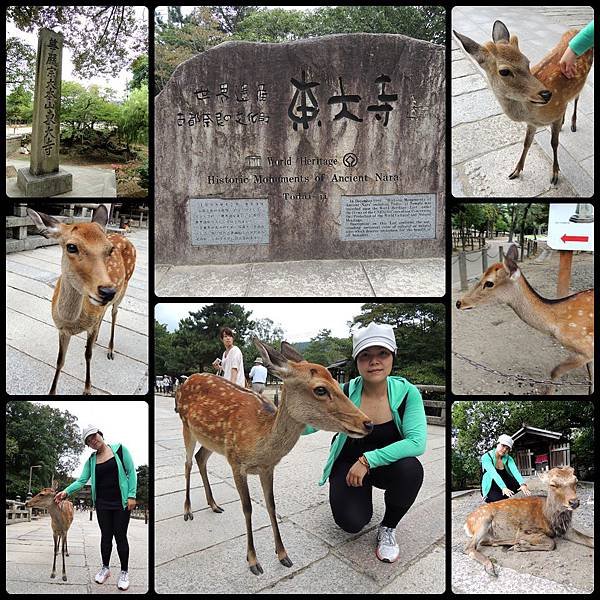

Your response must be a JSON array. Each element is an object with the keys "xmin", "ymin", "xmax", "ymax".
[
  {"xmin": 155, "ymin": 303, "xmax": 366, "ymax": 341},
  {"xmin": 31, "ymin": 400, "xmax": 149, "ymax": 478},
  {"xmin": 7, "ymin": 6, "xmax": 149, "ymax": 99}
]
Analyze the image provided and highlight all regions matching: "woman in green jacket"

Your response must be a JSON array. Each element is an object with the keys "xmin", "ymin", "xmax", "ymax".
[
  {"xmin": 305, "ymin": 322, "xmax": 427, "ymax": 564},
  {"xmin": 481, "ymin": 434, "xmax": 531, "ymax": 503},
  {"xmin": 54, "ymin": 425, "xmax": 137, "ymax": 590}
]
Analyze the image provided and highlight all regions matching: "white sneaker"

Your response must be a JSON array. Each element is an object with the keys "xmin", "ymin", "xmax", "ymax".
[
  {"xmin": 117, "ymin": 570, "xmax": 130, "ymax": 590},
  {"xmin": 376, "ymin": 525, "xmax": 400, "ymax": 563},
  {"xmin": 95, "ymin": 566, "xmax": 111, "ymax": 583}
]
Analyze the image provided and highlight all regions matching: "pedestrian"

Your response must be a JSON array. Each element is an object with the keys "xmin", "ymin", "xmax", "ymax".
[
  {"xmin": 53, "ymin": 425, "xmax": 137, "ymax": 590},
  {"xmin": 212, "ymin": 326, "xmax": 246, "ymax": 387},
  {"xmin": 249, "ymin": 357, "xmax": 268, "ymax": 394},
  {"xmin": 559, "ymin": 20, "xmax": 594, "ymax": 79},
  {"xmin": 481, "ymin": 434, "xmax": 531, "ymax": 503},
  {"xmin": 304, "ymin": 322, "xmax": 427, "ymax": 563}
]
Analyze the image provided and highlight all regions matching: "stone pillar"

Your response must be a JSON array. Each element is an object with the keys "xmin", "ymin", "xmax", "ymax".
[{"xmin": 17, "ymin": 28, "xmax": 72, "ymax": 196}]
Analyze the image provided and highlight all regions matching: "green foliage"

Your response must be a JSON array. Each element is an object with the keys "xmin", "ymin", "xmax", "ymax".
[
  {"xmin": 6, "ymin": 85, "xmax": 33, "ymax": 122},
  {"xmin": 6, "ymin": 36, "xmax": 36, "ymax": 92},
  {"xmin": 136, "ymin": 159, "xmax": 149, "ymax": 189},
  {"xmin": 129, "ymin": 55, "xmax": 149, "ymax": 90},
  {"xmin": 119, "ymin": 84, "xmax": 149, "ymax": 147}
]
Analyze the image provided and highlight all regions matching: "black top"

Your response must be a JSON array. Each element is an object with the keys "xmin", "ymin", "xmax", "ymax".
[
  {"xmin": 95, "ymin": 456, "xmax": 123, "ymax": 510},
  {"xmin": 338, "ymin": 419, "xmax": 402, "ymax": 463}
]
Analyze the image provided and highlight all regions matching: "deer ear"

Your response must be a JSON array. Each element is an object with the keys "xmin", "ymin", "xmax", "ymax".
[
  {"xmin": 91, "ymin": 205, "xmax": 109, "ymax": 229},
  {"xmin": 253, "ymin": 337, "xmax": 291, "ymax": 378},
  {"xmin": 492, "ymin": 20, "xmax": 511, "ymax": 44},
  {"xmin": 503, "ymin": 256, "xmax": 520, "ymax": 278},
  {"xmin": 509, "ymin": 34, "xmax": 520, "ymax": 49},
  {"xmin": 27, "ymin": 208, "xmax": 62, "ymax": 239},
  {"xmin": 280, "ymin": 341, "xmax": 305, "ymax": 363},
  {"xmin": 453, "ymin": 30, "xmax": 489, "ymax": 65}
]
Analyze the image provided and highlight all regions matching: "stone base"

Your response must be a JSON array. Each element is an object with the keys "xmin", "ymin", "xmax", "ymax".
[{"xmin": 17, "ymin": 167, "xmax": 73, "ymax": 197}]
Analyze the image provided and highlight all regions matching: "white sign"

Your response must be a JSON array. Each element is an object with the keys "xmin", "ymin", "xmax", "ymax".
[{"xmin": 547, "ymin": 203, "xmax": 594, "ymax": 251}]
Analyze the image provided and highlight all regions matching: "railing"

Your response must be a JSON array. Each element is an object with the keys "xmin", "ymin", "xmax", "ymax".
[{"xmin": 6, "ymin": 499, "xmax": 33, "ymax": 525}]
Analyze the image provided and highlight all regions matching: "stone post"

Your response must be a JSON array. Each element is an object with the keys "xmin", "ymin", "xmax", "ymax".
[{"xmin": 17, "ymin": 28, "xmax": 72, "ymax": 196}]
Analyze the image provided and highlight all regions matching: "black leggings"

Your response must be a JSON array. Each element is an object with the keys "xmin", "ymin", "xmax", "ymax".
[
  {"xmin": 329, "ymin": 456, "xmax": 424, "ymax": 533},
  {"xmin": 485, "ymin": 470, "xmax": 521, "ymax": 503},
  {"xmin": 96, "ymin": 508, "xmax": 131, "ymax": 571}
]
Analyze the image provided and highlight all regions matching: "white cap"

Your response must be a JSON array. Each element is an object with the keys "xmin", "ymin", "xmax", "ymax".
[
  {"xmin": 82, "ymin": 424, "xmax": 100, "ymax": 444},
  {"xmin": 498, "ymin": 434, "xmax": 514, "ymax": 449},
  {"xmin": 352, "ymin": 322, "xmax": 397, "ymax": 359}
]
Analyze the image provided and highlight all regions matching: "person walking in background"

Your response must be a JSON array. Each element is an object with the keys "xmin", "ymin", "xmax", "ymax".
[
  {"xmin": 249, "ymin": 357, "xmax": 268, "ymax": 394},
  {"xmin": 212, "ymin": 327, "xmax": 246, "ymax": 387},
  {"xmin": 481, "ymin": 434, "xmax": 531, "ymax": 503}
]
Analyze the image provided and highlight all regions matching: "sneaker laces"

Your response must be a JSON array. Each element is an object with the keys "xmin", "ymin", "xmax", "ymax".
[
  {"xmin": 98, "ymin": 566, "xmax": 110, "ymax": 577},
  {"xmin": 379, "ymin": 526, "xmax": 396, "ymax": 547}
]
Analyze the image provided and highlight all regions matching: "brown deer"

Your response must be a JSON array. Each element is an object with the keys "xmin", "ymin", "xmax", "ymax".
[
  {"xmin": 27, "ymin": 205, "xmax": 136, "ymax": 394},
  {"xmin": 176, "ymin": 337, "xmax": 373, "ymax": 575},
  {"xmin": 464, "ymin": 466, "xmax": 594, "ymax": 576},
  {"xmin": 453, "ymin": 20, "xmax": 593, "ymax": 184},
  {"xmin": 456, "ymin": 244, "xmax": 594, "ymax": 393},
  {"xmin": 26, "ymin": 488, "xmax": 75, "ymax": 581}
]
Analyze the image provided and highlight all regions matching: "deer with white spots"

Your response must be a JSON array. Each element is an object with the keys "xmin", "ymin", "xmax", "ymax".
[
  {"xmin": 176, "ymin": 338, "xmax": 373, "ymax": 575},
  {"xmin": 456, "ymin": 244, "xmax": 594, "ymax": 393},
  {"xmin": 27, "ymin": 205, "xmax": 136, "ymax": 394},
  {"xmin": 453, "ymin": 20, "xmax": 593, "ymax": 184}
]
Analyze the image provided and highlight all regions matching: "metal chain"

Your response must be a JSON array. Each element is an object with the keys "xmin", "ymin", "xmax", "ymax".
[{"xmin": 452, "ymin": 351, "xmax": 590, "ymax": 387}]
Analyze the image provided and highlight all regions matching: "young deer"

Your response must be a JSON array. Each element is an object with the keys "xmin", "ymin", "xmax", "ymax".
[
  {"xmin": 27, "ymin": 205, "xmax": 136, "ymax": 395},
  {"xmin": 464, "ymin": 466, "xmax": 594, "ymax": 577},
  {"xmin": 454, "ymin": 20, "xmax": 593, "ymax": 184},
  {"xmin": 456, "ymin": 244, "xmax": 594, "ymax": 393},
  {"xmin": 26, "ymin": 488, "xmax": 75, "ymax": 581},
  {"xmin": 176, "ymin": 337, "xmax": 373, "ymax": 575}
]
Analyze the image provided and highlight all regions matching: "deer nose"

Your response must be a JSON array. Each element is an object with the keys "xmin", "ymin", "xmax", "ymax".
[
  {"xmin": 456, "ymin": 300, "xmax": 462, "ymax": 309},
  {"xmin": 364, "ymin": 421, "xmax": 374, "ymax": 434},
  {"xmin": 539, "ymin": 90, "xmax": 552, "ymax": 103},
  {"xmin": 98, "ymin": 286, "xmax": 116, "ymax": 302},
  {"xmin": 569, "ymin": 498, "xmax": 580, "ymax": 509}
]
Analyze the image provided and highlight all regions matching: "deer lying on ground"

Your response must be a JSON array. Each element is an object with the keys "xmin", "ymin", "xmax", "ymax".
[
  {"xmin": 176, "ymin": 337, "xmax": 373, "ymax": 575},
  {"xmin": 464, "ymin": 467, "xmax": 594, "ymax": 576},
  {"xmin": 453, "ymin": 20, "xmax": 593, "ymax": 184},
  {"xmin": 26, "ymin": 488, "xmax": 74, "ymax": 581},
  {"xmin": 456, "ymin": 244, "xmax": 594, "ymax": 393},
  {"xmin": 27, "ymin": 206, "xmax": 136, "ymax": 394}
]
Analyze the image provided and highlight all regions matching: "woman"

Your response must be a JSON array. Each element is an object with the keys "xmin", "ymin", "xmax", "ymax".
[
  {"xmin": 305, "ymin": 322, "xmax": 427, "ymax": 563},
  {"xmin": 54, "ymin": 425, "xmax": 137, "ymax": 590},
  {"xmin": 212, "ymin": 326, "xmax": 246, "ymax": 387},
  {"xmin": 481, "ymin": 434, "xmax": 531, "ymax": 503}
]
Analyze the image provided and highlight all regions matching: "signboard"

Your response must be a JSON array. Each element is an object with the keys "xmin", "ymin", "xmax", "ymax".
[{"xmin": 547, "ymin": 203, "xmax": 594, "ymax": 251}]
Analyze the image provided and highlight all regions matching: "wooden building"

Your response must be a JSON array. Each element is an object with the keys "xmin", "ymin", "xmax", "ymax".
[{"xmin": 511, "ymin": 425, "xmax": 570, "ymax": 476}]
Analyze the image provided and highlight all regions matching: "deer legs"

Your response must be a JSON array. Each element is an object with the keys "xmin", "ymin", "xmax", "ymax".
[
  {"xmin": 547, "ymin": 354, "xmax": 591, "ymax": 395},
  {"xmin": 508, "ymin": 124, "xmax": 536, "ymax": 181},
  {"xmin": 465, "ymin": 515, "xmax": 497, "ymax": 576},
  {"xmin": 49, "ymin": 331, "xmax": 71, "ymax": 395},
  {"xmin": 550, "ymin": 117, "xmax": 562, "ymax": 185},
  {"xmin": 84, "ymin": 327, "xmax": 100, "ymax": 395},
  {"xmin": 50, "ymin": 532, "xmax": 68, "ymax": 581},
  {"xmin": 564, "ymin": 526, "xmax": 594, "ymax": 548},
  {"xmin": 196, "ymin": 447, "xmax": 224, "ymax": 513},
  {"xmin": 107, "ymin": 302, "xmax": 119, "ymax": 360}
]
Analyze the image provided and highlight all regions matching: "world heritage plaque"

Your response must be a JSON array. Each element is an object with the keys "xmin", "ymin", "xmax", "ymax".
[{"xmin": 155, "ymin": 33, "xmax": 445, "ymax": 264}]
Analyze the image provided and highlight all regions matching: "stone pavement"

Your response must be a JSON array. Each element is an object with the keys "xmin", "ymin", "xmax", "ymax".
[
  {"xmin": 5, "ymin": 510, "xmax": 148, "ymax": 594},
  {"xmin": 155, "ymin": 258, "xmax": 446, "ymax": 297},
  {"xmin": 6, "ymin": 228, "xmax": 148, "ymax": 395},
  {"xmin": 6, "ymin": 158, "xmax": 117, "ymax": 198},
  {"xmin": 154, "ymin": 395, "xmax": 446, "ymax": 594},
  {"xmin": 452, "ymin": 5, "xmax": 594, "ymax": 197}
]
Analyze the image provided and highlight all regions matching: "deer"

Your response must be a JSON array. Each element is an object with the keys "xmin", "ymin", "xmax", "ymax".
[
  {"xmin": 453, "ymin": 20, "xmax": 593, "ymax": 184},
  {"xmin": 176, "ymin": 337, "xmax": 373, "ymax": 575},
  {"xmin": 456, "ymin": 244, "xmax": 594, "ymax": 394},
  {"xmin": 26, "ymin": 488, "xmax": 75, "ymax": 581},
  {"xmin": 26, "ymin": 205, "xmax": 136, "ymax": 395},
  {"xmin": 464, "ymin": 466, "xmax": 594, "ymax": 577}
]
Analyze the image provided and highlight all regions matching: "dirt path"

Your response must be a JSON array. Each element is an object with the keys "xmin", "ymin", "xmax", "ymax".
[
  {"xmin": 452, "ymin": 481, "xmax": 594, "ymax": 593},
  {"xmin": 452, "ymin": 247, "xmax": 594, "ymax": 395}
]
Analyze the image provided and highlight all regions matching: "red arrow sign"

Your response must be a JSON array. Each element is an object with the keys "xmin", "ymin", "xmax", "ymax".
[{"xmin": 561, "ymin": 234, "xmax": 589, "ymax": 243}]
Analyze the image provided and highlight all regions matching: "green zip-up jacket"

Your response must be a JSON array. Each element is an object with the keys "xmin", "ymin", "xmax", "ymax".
[
  {"xmin": 480, "ymin": 450, "xmax": 524, "ymax": 498},
  {"xmin": 304, "ymin": 376, "xmax": 427, "ymax": 486},
  {"xmin": 63, "ymin": 443, "xmax": 137, "ymax": 509},
  {"xmin": 569, "ymin": 21, "xmax": 594, "ymax": 56}
]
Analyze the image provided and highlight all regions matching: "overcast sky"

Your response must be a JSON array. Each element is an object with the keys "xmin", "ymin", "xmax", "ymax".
[
  {"xmin": 32, "ymin": 400, "xmax": 149, "ymax": 478},
  {"xmin": 155, "ymin": 303, "xmax": 366, "ymax": 341}
]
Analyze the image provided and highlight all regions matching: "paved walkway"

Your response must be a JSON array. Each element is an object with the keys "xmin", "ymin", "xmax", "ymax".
[
  {"xmin": 154, "ymin": 395, "xmax": 446, "ymax": 593},
  {"xmin": 5, "ymin": 511, "xmax": 148, "ymax": 593},
  {"xmin": 452, "ymin": 5, "xmax": 594, "ymax": 197},
  {"xmin": 6, "ymin": 228, "xmax": 148, "ymax": 395},
  {"xmin": 155, "ymin": 257, "xmax": 446, "ymax": 297}
]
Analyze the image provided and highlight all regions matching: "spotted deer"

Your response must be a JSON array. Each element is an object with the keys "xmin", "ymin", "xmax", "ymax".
[
  {"xmin": 464, "ymin": 467, "xmax": 594, "ymax": 576},
  {"xmin": 176, "ymin": 337, "xmax": 373, "ymax": 575},
  {"xmin": 27, "ymin": 205, "xmax": 136, "ymax": 394},
  {"xmin": 453, "ymin": 20, "xmax": 593, "ymax": 184},
  {"xmin": 456, "ymin": 244, "xmax": 594, "ymax": 393},
  {"xmin": 26, "ymin": 488, "xmax": 74, "ymax": 581}
]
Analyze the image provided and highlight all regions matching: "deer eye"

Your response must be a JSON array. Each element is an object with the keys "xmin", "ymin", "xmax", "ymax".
[
  {"xmin": 314, "ymin": 386, "xmax": 328, "ymax": 396},
  {"xmin": 499, "ymin": 68, "xmax": 512, "ymax": 77},
  {"xmin": 484, "ymin": 281, "xmax": 494, "ymax": 288},
  {"xmin": 66, "ymin": 243, "xmax": 78, "ymax": 254}
]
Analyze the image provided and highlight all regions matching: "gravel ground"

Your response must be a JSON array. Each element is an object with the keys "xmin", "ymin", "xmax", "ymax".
[
  {"xmin": 452, "ymin": 247, "xmax": 594, "ymax": 395},
  {"xmin": 452, "ymin": 479, "xmax": 594, "ymax": 592}
]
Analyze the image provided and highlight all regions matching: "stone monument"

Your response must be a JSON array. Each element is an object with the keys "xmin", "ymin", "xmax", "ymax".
[
  {"xmin": 17, "ymin": 28, "xmax": 72, "ymax": 196},
  {"xmin": 155, "ymin": 33, "xmax": 445, "ymax": 264}
]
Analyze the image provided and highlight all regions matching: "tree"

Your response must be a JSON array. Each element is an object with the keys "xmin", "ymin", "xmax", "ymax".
[
  {"xmin": 119, "ymin": 84, "xmax": 149, "ymax": 149},
  {"xmin": 6, "ymin": 37, "xmax": 36, "ymax": 92},
  {"xmin": 129, "ymin": 55, "xmax": 149, "ymax": 90},
  {"xmin": 6, "ymin": 85, "xmax": 33, "ymax": 123}
]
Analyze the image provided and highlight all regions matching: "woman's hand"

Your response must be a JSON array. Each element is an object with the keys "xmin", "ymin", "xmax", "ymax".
[
  {"xmin": 54, "ymin": 491, "xmax": 67, "ymax": 504},
  {"xmin": 502, "ymin": 487, "xmax": 515, "ymax": 498},
  {"xmin": 127, "ymin": 498, "xmax": 137, "ymax": 511},
  {"xmin": 560, "ymin": 46, "xmax": 577, "ymax": 78},
  {"xmin": 519, "ymin": 484, "xmax": 531, "ymax": 496},
  {"xmin": 346, "ymin": 461, "xmax": 369, "ymax": 487}
]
